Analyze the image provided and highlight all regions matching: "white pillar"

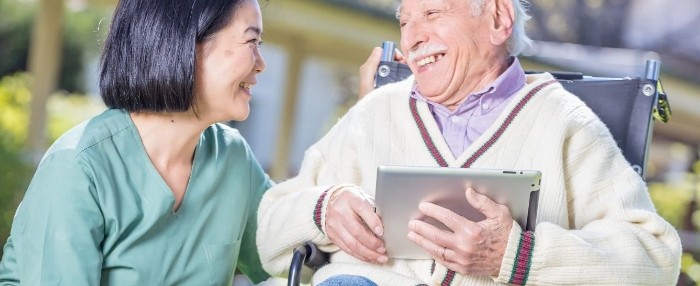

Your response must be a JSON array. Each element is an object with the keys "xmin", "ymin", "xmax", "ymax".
[
  {"xmin": 270, "ymin": 42, "xmax": 305, "ymax": 181},
  {"xmin": 26, "ymin": 0, "xmax": 64, "ymax": 164}
]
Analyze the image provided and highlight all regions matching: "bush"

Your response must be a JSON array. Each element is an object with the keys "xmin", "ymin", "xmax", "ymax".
[
  {"xmin": 0, "ymin": 0, "xmax": 33, "ymax": 80},
  {"xmin": 0, "ymin": 73, "xmax": 105, "ymax": 258},
  {"xmin": 0, "ymin": 73, "xmax": 33, "ymax": 256},
  {"xmin": 0, "ymin": 0, "xmax": 111, "ymax": 93},
  {"xmin": 649, "ymin": 167, "xmax": 700, "ymax": 285}
]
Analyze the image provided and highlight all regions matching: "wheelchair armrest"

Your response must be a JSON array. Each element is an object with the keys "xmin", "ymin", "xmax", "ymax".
[{"xmin": 288, "ymin": 241, "xmax": 329, "ymax": 286}]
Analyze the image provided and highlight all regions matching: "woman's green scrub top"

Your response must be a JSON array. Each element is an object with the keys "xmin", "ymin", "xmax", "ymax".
[{"xmin": 0, "ymin": 109, "xmax": 271, "ymax": 285}]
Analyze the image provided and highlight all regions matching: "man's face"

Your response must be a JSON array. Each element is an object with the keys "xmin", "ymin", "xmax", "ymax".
[{"xmin": 399, "ymin": 0, "xmax": 501, "ymax": 108}]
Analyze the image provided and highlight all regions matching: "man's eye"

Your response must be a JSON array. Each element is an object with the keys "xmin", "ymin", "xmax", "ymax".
[{"xmin": 425, "ymin": 10, "xmax": 440, "ymax": 17}]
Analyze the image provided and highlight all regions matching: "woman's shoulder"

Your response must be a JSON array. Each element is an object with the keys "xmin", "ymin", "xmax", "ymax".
[
  {"xmin": 207, "ymin": 123, "xmax": 245, "ymax": 143},
  {"xmin": 204, "ymin": 123, "xmax": 252, "ymax": 155},
  {"xmin": 42, "ymin": 109, "xmax": 132, "ymax": 164}
]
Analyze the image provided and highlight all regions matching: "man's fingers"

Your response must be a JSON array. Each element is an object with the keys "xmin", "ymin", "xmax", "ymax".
[
  {"xmin": 418, "ymin": 202, "xmax": 477, "ymax": 231},
  {"xmin": 329, "ymin": 228, "xmax": 352, "ymax": 255},
  {"xmin": 369, "ymin": 46, "xmax": 383, "ymax": 63},
  {"xmin": 408, "ymin": 219, "xmax": 453, "ymax": 249},
  {"xmin": 358, "ymin": 47, "xmax": 382, "ymax": 99},
  {"xmin": 325, "ymin": 190, "xmax": 388, "ymax": 263},
  {"xmin": 348, "ymin": 199, "xmax": 384, "ymax": 250},
  {"xmin": 335, "ymin": 220, "xmax": 387, "ymax": 263},
  {"xmin": 394, "ymin": 48, "xmax": 407, "ymax": 64},
  {"xmin": 464, "ymin": 188, "xmax": 510, "ymax": 219},
  {"xmin": 407, "ymin": 229, "xmax": 445, "ymax": 261},
  {"xmin": 360, "ymin": 47, "xmax": 382, "ymax": 76},
  {"xmin": 354, "ymin": 199, "xmax": 383, "ymax": 236}
]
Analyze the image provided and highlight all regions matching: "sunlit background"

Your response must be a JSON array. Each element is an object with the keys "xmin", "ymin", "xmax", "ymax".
[{"xmin": 1, "ymin": 0, "xmax": 699, "ymax": 285}]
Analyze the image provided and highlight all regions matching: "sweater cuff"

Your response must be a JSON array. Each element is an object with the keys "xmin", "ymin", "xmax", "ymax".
[
  {"xmin": 509, "ymin": 230, "xmax": 535, "ymax": 285},
  {"xmin": 494, "ymin": 222, "xmax": 536, "ymax": 285},
  {"xmin": 312, "ymin": 184, "xmax": 367, "ymax": 235}
]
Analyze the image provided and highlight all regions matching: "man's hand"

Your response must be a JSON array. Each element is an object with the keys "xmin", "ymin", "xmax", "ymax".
[
  {"xmin": 407, "ymin": 188, "xmax": 513, "ymax": 276},
  {"xmin": 325, "ymin": 190, "xmax": 388, "ymax": 264},
  {"xmin": 357, "ymin": 46, "xmax": 406, "ymax": 100}
]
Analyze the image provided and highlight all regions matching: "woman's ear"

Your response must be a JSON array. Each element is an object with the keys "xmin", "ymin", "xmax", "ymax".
[{"xmin": 489, "ymin": 0, "xmax": 515, "ymax": 46}]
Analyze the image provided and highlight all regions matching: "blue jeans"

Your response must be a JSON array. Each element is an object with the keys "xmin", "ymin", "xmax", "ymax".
[{"xmin": 316, "ymin": 275, "xmax": 378, "ymax": 286}]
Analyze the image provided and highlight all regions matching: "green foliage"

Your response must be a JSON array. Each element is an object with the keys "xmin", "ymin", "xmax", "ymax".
[
  {"xmin": 649, "ymin": 168, "xmax": 700, "ymax": 285},
  {"xmin": 0, "ymin": 73, "xmax": 105, "ymax": 257},
  {"xmin": 0, "ymin": 73, "xmax": 33, "ymax": 252},
  {"xmin": 0, "ymin": 0, "xmax": 111, "ymax": 258},
  {"xmin": 0, "ymin": 0, "xmax": 33, "ymax": 80},
  {"xmin": 58, "ymin": 5, "xmax": 112, "ymax": 93},
  {"xmin": 46, "ymin": 90, "xmax": 106, "ymax": 141},
  {"xmin": 682, "ymin": 253, "xmax": 700, "ymax": 284},
  {"xmin": 0, "ymin": 73, "xmax": 31, "ymax": 146},
  {"xmin": 649, "ymin": 177, "xmax": 698, "ymax": 229},
  {"xmin": 0, "ymin": 0, "xmax": 111, "ymax": 93}
]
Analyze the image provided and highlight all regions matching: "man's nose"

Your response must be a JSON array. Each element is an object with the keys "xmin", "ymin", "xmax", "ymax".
[{"xmin": 401, "ymin": 22, "xmax": 428, "ymax": 59}]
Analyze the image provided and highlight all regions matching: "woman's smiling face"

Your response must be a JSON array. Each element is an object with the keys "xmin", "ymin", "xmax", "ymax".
[{"xmin": 195, "ymin": 0, "xmax": 266, "ymax": 123}]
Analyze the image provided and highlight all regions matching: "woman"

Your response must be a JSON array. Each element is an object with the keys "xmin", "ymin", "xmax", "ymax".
[{"xmin": 0, "ymin": 0, "xmax": 270, "ymax": 284}]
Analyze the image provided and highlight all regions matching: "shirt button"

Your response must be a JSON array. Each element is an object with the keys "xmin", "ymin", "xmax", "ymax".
[
  {"xmin": 482, "ymin": 102, "xmax": 491, "ymax": 110},
  {"xmin": 451, "ymin": 116, "xmax": 460, "ymax": 123}
]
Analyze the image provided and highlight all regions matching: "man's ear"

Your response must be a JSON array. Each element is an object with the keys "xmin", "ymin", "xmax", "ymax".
[{"xmin": 489, "ymin": 0, "xmax": 515, "ymax": 46}]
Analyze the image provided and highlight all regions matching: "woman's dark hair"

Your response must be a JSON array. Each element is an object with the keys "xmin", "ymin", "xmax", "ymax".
[{"xmin": 99, "ymin": 0, "xmax": 244, "ymax": 112}]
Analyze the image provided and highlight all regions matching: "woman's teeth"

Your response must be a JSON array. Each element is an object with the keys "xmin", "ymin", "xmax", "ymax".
[{"xmin": 239, "ymin": 82, "xmax": 253, "ymax": 91}]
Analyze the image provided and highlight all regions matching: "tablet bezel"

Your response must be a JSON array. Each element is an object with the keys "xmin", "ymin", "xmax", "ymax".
[{"xmin": 374, "ymin": 165, "xmax": 541, "ymax": 259}]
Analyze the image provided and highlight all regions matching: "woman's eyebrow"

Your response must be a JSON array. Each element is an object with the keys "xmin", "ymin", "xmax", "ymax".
[{"xmin": 245, "ymin": 26, "xmax": 262, "ymax": 36}]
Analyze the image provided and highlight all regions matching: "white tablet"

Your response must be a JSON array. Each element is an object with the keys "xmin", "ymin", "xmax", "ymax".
[{"xmin": 374, "ymin": 165, "xmax": 541, "ymax": 259}]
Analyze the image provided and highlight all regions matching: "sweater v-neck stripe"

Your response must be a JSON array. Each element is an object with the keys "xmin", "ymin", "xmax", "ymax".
[
  {"xmin": 410, "ymin": 79, "xmax": 557, "ymax": 169},
  {"xmin": 409, "ymin": 79, "xmax": 556, "ymax": 286}
]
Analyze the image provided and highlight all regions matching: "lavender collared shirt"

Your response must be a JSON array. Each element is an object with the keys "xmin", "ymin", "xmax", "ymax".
[{"xmin": 410, "ymin": 57, "xmax": 526, "ymax": 157}]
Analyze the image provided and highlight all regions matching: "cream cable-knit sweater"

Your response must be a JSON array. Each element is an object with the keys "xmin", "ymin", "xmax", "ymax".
[{"xmin": 257, "ymin": 73, "xmax": 681, "ymax": 285}]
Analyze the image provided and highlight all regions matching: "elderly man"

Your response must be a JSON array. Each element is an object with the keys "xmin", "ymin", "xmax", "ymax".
[{"xmin": 257, "ymin": 0, "xmax": 682, "ymax": 285}]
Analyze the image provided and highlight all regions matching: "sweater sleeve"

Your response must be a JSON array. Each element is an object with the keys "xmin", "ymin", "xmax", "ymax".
[
  {"xmin": 495, "ymin": 113, "xmax": 682, "ymax": 285},
  {"xmin": 256, "ymin": 106, "xmax": 366, "ymax": 280}
]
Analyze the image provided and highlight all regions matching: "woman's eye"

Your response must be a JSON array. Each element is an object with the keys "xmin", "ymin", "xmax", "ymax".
[{"xmin": 248, "ymin": 39, "xmax": 262, "ymax": 46}]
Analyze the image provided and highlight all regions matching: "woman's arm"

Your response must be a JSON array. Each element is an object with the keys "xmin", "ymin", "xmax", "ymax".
[
  {"xmin": 237, "ymin": 145, "xmax": 273, "ymax": 284},
  {"xmin": 0, "ymin": 158, "xmax": 104, "ymax": 285}
]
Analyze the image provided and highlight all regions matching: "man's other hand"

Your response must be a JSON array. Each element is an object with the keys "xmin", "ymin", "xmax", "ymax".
[
  {"xmin": 358, "ymin": 46, "xmax": 406, "ymax": 100},
  {"xmin": 407, "ymin": 188, "xmax": 513, "ymax": 276},
  {"xmin": 325, "ymin": 189, "xmax": 388, "ymax": 264}
]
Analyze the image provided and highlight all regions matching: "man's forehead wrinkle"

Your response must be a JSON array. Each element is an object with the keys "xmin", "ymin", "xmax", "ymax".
[
  {"xmin": 396, "ymin": 4, "xmax": 409, "ymax": 20},
  {"xmin": 397, "ymin": 0, "xmax": 448, "ymax": 20}
]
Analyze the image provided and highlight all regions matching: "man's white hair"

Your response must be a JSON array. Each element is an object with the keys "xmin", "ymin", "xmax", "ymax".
[
  {"xmin": 500, "ymin": 0, "xmax": 532, "ymax": 56},
  {"xmin": 396, "ymin": 0, "xmax": 532, "ymax": 56}
]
